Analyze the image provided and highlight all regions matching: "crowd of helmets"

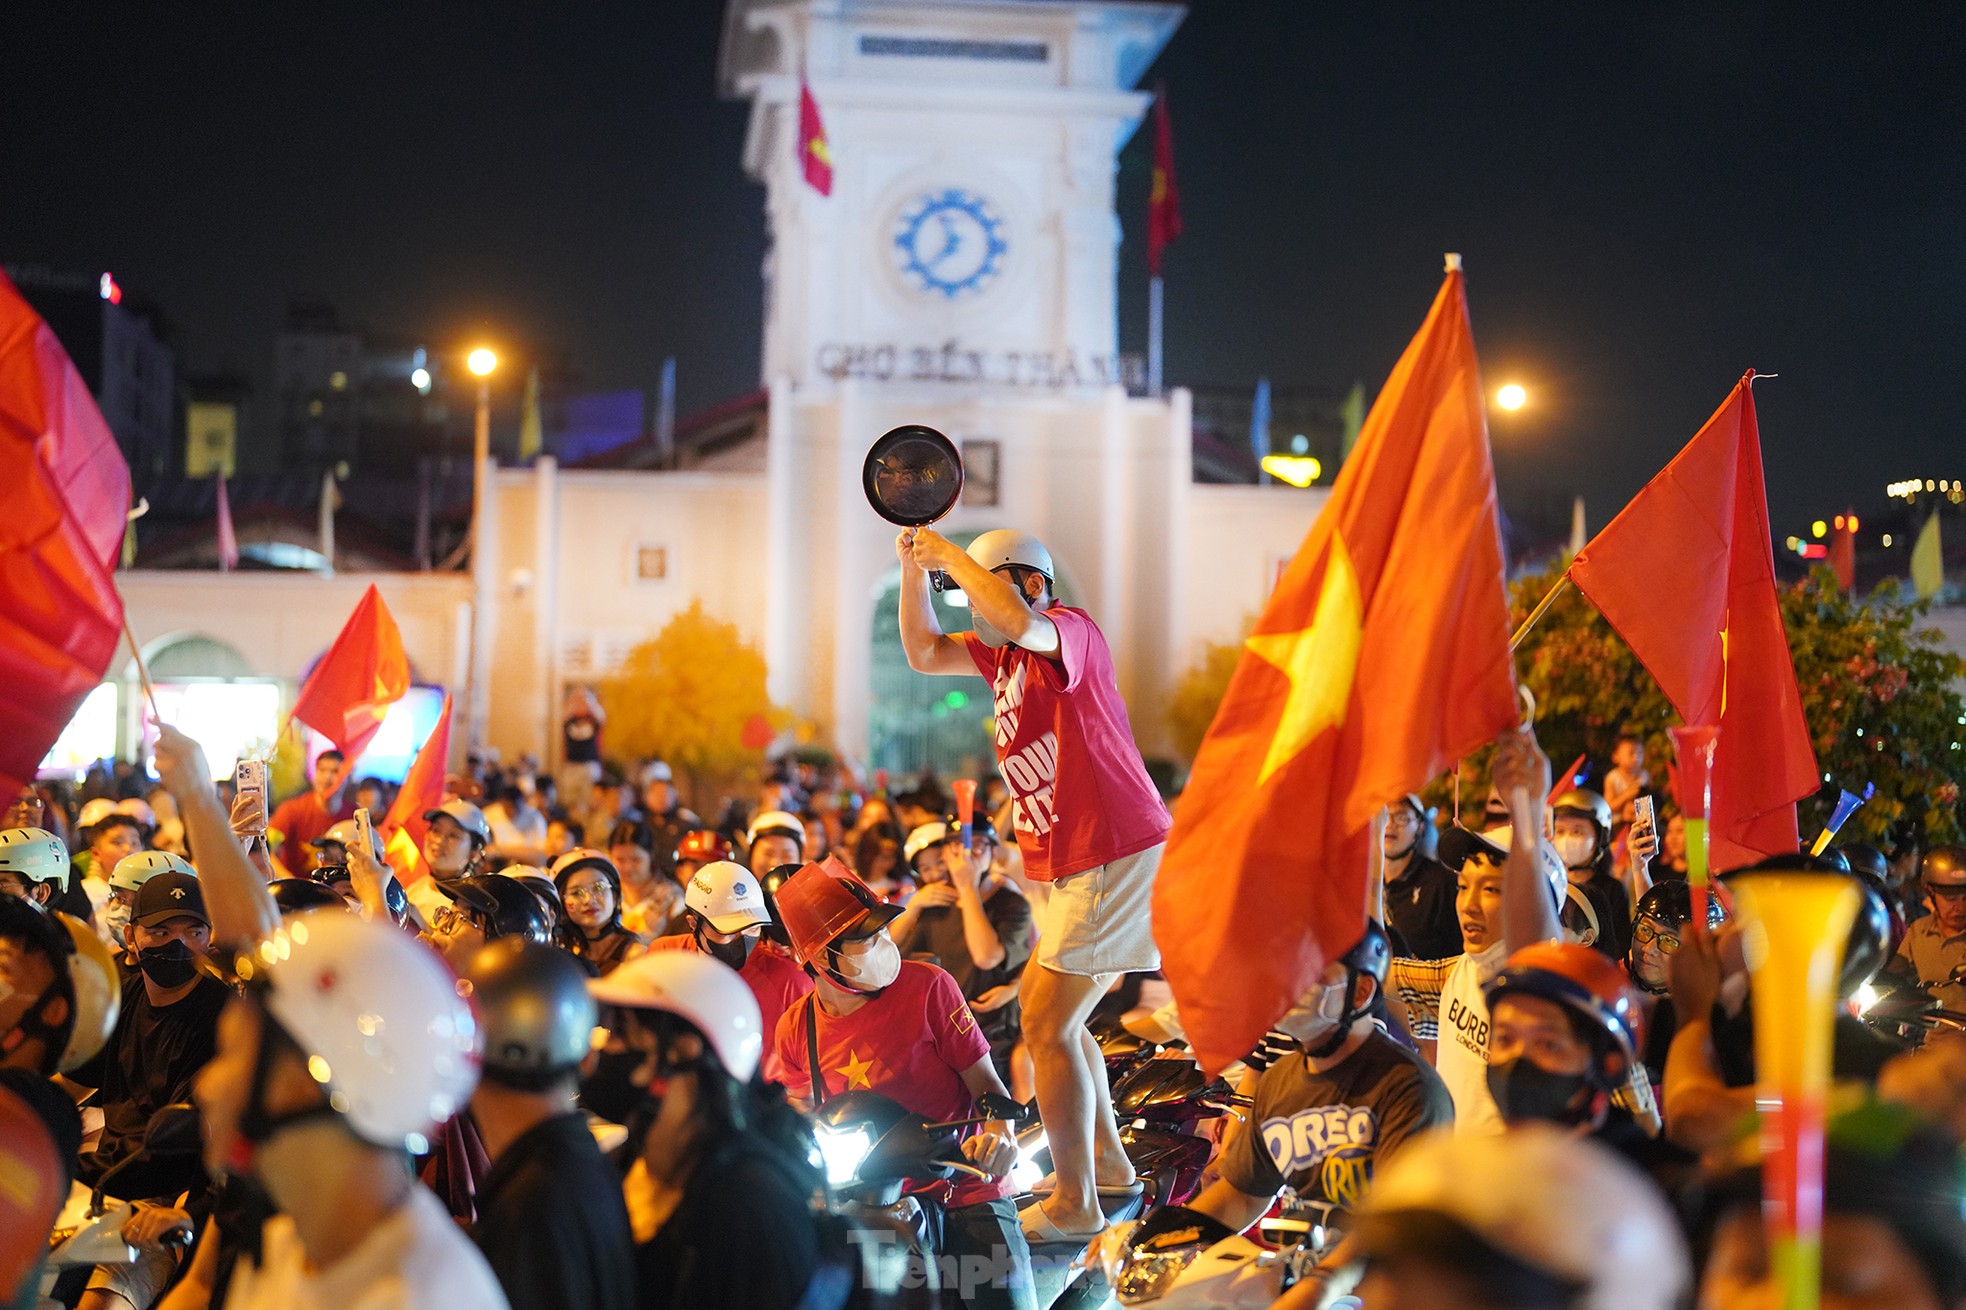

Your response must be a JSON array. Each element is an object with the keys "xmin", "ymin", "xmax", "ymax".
[{"xmin": 8, "ymin": 730, "xmax": 1966, "ymax": 1310}]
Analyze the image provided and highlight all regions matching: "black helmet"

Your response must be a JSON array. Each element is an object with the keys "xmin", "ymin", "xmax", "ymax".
[
  {"xmin": 310, "ymin": 864, "xmax": 411, "ymax": 926},
  {"xmin": 755, "ymin": 862, "xmax": 800, "ymax": 949},
  {"xmin": 1839, "ymin": 843, "xmax": 1889, "ymax": 881},
  {"xmin": 1634, "ymin": 879, "xmax": 1728, "ymax": 933},
  {"xmin": 1725, "ymin": 856, "xmax": 1891, "ymax": 998},
  {"xmin": 438, "ymin": 874, "xmax": 555, "ymax": 946},
  {"xmin": 1815, "ymin": 846, "xmax": 1853, "ymax": 872},
  {"xmin": 462, "ymin": 939, "xmax": 597, "ymax": 1089},
  {"xmin": 268, "ymin": 879, "xmax": 348, "ymax": 916},
  {"xmin": 1299, "ymin": 920, "xmax": 1392, "ymax": 1059}
]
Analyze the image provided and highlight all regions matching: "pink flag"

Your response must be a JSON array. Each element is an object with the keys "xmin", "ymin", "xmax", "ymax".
[{"xmin": 215, "ymin": 473, "xmax": 238, "ymax": 572}]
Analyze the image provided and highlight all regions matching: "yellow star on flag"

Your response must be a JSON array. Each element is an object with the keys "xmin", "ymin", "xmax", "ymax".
[
  {"xmin": 1243, "ymin": 537, "xmax": 1364, "ymax": 786},
  {"xmin": 835, "ymin": 1050, "xmax": 876, "ymax": 1091}
]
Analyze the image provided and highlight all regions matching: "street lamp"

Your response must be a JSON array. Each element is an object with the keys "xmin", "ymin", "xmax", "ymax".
[
  {"xmin": 1495, "ymin": 383, "xmax": 1527, "ymax": 411},
  {"xmin": 467, "ymin": 347, "xmax": 498, "ymax": 757},
  {"xmin": 467, "ymin": 348, "xmax": 497, "ymax": 378}
]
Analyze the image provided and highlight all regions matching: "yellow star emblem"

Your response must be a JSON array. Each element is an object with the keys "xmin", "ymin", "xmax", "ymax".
[
  {"xmin": 834, "ymin": 1050, "xmax": 877, "ymax": 1091},
  {"xmin": 1243, "ymin": 537, "xmax": 1364, "ymax": 786}
]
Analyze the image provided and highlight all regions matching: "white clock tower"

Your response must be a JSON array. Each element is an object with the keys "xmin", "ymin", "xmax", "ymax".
[{"xmin": 720, "ymin": 0, "xmax": 1193, "ymax": 770}]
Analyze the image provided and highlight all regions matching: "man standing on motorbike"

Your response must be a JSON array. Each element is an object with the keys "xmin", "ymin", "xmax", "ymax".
[{"xmin": 771, "ymin": 859, "xmax": 1035, "ymax": 1310}]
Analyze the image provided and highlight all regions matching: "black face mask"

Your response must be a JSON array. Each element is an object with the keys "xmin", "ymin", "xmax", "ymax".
[
  {"xmin": 136, "ymin": 940, "xmax": 199, "ymax": 988},
  {"xmin": 693, "ymin": 920, "xmax": 753, "ymax": 971},
  {"xmin": 579, "ymin": 1047, "xmax": 655, "ymax": 1126},
  {"xmin": 1486, "ymin": 1058, "xmax": 1594, "ymax": 1126}
]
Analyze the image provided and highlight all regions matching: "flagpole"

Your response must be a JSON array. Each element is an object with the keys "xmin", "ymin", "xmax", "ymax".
[
  {"xmin": 122, "ymin": 614, "xmax": 162, "ymax": 724},
  {"xmin": 1508, "ymin": 572, "xmax": 1572, "ymax": 651},
  {"xmin": 1148, "ymin": 275, "xmax": 1165, "ymax": 397}
]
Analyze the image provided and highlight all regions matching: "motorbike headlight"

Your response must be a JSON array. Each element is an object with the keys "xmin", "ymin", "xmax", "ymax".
[
  {"xmin": 1854, "ymin": 981, "xmax": 1880, "ymax": 1015},
  {"xmin": 1112, "ymin": 1241, "xmax": 1205, "ymax": 1306},
  {"xmin": 814, "ymin": 1123, "xmax": 873, "ymax": 1187}
]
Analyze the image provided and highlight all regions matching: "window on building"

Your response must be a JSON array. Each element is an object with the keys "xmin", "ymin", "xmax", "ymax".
[
  {"xmin": 635, "ymin": 545, "xmax": 667, "ymax": 581},
  {"xmin": 961, "ymin": 439, "xmax": 1001, "ymax": 507}
]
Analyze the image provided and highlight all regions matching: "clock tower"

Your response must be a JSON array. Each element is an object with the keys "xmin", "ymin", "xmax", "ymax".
[{"xmin": 720, "ymin": 0, "xmax": 1193, "ymax": 769}]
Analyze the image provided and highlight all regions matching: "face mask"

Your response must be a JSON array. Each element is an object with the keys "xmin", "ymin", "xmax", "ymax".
[
  {"xmin": 1274, "ymin": 981, "xmax": 1348, "ymax": 1046},
  {"xmin": 136, "ymin": 940, "xmax": 199, "ymax": 988},
  {"xmin": 103, "ymin": 901, "xmax": 133, "ymax": 943},
  {"xmin": 833, "ymin": 932, "xmax": 901, "ymax": 993},
  {"xmin": 971, "ymin": 611, "xmax": 1011, "ymax": 649},
  {"xmin": 580, "ymin": 1047, "xmax": 663, "ymax": 1126},
  {"xmin": 1486, "ymin": 1058, "xmax": 1593, "ymax": 1126},
  {"xmin": 696, "ymin": 921, "xmax": 755, "ymax": 971},
  {"xmin": 1555, "ymin": 834, "xmax": 1596, "ymax": 871}
]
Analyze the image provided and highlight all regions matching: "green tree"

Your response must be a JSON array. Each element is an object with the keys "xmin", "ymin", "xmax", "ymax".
[
  {"xmin": 600, "ymin": 600, "xmax": 783, "ymax": 810},
  {"xmin": 1167, "ymin": 627, "xmax": 1249, "ymax": 765}
]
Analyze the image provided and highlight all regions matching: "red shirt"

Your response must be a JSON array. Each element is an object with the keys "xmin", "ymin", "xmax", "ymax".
[
  {"xmin": 963, "ymin": 607, "xmax": 1170, "ymax": 881},
  {"xmin": 269, "ymin": 789, "xmax": 356, "ymax": 871},
  {"xmin": 772, "ymin": 961, "xmax": 1007, "ymax": 1207},
  {"xmin": 650, "ymin": 933, "xmax": 813, "ymax": 1083}
]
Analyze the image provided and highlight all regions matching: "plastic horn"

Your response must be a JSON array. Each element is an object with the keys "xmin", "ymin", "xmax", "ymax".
[
  {"xmin": 952, "ymin": 779, "xmax": 977, "ymax": 852},
  {"xmin": 1730, "ymin": 871, "xmax": 1862, "ymax": 1310},
  {"xmin": 1670, "ymin": 725, "xmax": 1720, "ymax": 925},
  {"xmin": 1808, "ymin": 787, "xmax": 1868, "ymax": 857}
]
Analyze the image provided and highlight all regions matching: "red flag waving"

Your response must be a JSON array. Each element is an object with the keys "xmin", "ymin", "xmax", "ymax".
[
  {"xmin": 1153, "ymin": 263, "xmax": 1520, "ymax": 1074},
  {"xmin": 290, "ymin": 584, "xmax": 410, "ymax": 763},
  {"xmin": 0, "ymin": 272, "xmax": 133, "ymax": 795},
  {"xmin": 1147, "ymin": 88, "xmax": 1182, "ymax": 276},
  {"xmin": 1568, "ymin": 375, "xmax": 1816, "ymax": 867},
  {"xmin": 380, "ymin": 693, "xmax": 451, "ymax": 884},
  {"xmin": 799, "ymin": 78, "xmax": 833, "ymax": 196}
]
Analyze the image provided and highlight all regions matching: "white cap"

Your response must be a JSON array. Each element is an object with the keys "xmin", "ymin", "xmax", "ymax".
[
  {"xmin": 423, "ymin": 798, "xmax": 491, "ymax": 843},
  {"xmin": 588, "ymin": 950, "xmax": 764, "ymax": 1082},
  {"xmin": 77, "ymin": 799, "xmax": 120, "ymax": 830},
  {"xmin": 115, "ymin": 798, "xmax": 155, "ymax": 827},
  {"xmin": 310, "ymin": 819, "xmax": 362, "ymax": 849},
  {"xmin": 642, "ymin": 760, "xmax": 673, "ymax": 784},
  {"xmin": 684, "ymin": 860, "xmax": 773, "ymax": 935}
]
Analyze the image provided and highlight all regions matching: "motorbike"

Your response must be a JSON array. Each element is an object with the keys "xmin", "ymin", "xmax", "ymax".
[
  {"xmin": 1854, "ymin": 970, "xmax": 1966, "ymax": 1046},
  {"xmin": 811, "ymin": 1088, "xmax": 1032, "ymax": 1306},
  {"xmin": 41, "ymin": 1104, "xmax": 203, "ymax": 1300}
]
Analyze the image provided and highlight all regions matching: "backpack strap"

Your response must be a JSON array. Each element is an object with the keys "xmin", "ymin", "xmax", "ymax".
[{"xmin": 804, "ymin": 993, "xmax": 827, "ymax": 1108}]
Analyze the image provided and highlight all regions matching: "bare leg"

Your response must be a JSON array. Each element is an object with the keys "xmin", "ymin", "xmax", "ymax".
[
  {"xmin": 1009, "ymin": 1038, "xmax": 1036, "ymax": 1104},
  {"xmin": 1020, "ymin": 963, "xmax": 1108, "ymax": 1232},
  {"xmin": 1078, "ymin": 1022, "xmax": 1134, "ymax": 1187}
]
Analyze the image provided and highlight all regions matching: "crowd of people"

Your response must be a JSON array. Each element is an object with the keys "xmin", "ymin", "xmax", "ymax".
[{"xmin": 1, "ymin": 522, "xmax": 1964, "ymax": 1310}]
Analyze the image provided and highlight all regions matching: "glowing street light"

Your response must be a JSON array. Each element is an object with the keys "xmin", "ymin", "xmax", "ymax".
[
  {"xmin": 467, "ymin": 348, "xmax": 498, "ymax": 377},
  {"xmin": 1495, "ymin": 383, "xmax": 1527, "ymax": 411},
  {"xmin": 1811, "ymin": 520, "xmax": 1828, "ymax": 539}
]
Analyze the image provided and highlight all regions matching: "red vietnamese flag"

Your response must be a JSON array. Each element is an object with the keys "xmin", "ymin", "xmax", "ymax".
[
  {"xmin": 1568, "ymin": 375, "xmax": 1816, "ymax": 868},
  {"xmin": 380, "ymin": 692, "xmax": 451, "ymax": 884},
  {"xmin": 798, "ymin": 78, "xmax": 833, "ymax": 196},
  {"xmin": 1153, "ymin": 262, "xmax": 1519, "ymax": 1075},
  {"xmin": 1147, "ymin": 87, "xmax": 1182, "ymax": 276},
  {"xmin": 0, "ymin": 271, "xmax": 132, "ymax": 795},
  {"xmin": 290, "ymin": 584, "xmax": 410, "ymax": 763}
]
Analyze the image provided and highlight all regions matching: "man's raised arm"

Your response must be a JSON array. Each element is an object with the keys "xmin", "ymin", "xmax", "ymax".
[{"xmin": 152, "ymin": 723, "xmax": 281, "ymax": 947}]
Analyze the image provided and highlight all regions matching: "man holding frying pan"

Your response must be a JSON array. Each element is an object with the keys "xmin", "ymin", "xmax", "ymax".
[{"xmin": 896, "ymin": 518, "xmax": 1170, "ymax": 1244}]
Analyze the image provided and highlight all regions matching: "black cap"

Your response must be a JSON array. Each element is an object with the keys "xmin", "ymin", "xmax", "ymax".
[{"xmin": 134, "ymin": 871, "xmax": 209, "ymax": 928}]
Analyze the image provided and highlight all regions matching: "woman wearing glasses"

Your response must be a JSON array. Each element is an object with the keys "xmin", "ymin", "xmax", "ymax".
[{"xmin": 551, "ymin": 847, "xmax": 648, "ymax": 976}]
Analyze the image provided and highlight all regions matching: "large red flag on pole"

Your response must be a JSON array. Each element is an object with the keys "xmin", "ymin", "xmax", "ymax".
[
  {"xmin": 1147, "ymin": 88, "xmax": 1182, "ymax": 277},
  {"xmin": 1153, "ymin": 259, "xmax": 1520, "ymax": 1074},
  {"xmin": 1568, "ymin": 375, "xmax": 1816, "ymax": 867},
  {"xmin": 290, "ymin": 584, "xmax": 410, "ymax": 763},
  {"xmin": 0, "ymin": 272, "xmax": 133, "ymax": 795},
  {"xmin": 380, "ymin": 692, "xmax": 451, "ymax": 885},
  {"xmin": 798, "ymin": 78, "xmax": 833, "ymax": 196}
]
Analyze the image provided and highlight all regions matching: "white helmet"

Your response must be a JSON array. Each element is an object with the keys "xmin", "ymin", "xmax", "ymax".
[
  {"xmin": 76, "ymin": 800, "xmax": 119, "ymax": 831},
  {"xmin": 965, "ymin": 529, "xmax": 1054, "ymax": 583},
  {"xmin": 588, "ymin": 950, "xmax": 764, "ymax": 1082},
  {"xmin": 309, "ymin": 819, "xmax": 362, "ymax": 850},
  {"xmin": 684, "ymin": 861, "xmax": 772, "ymax": 935},
  {"xmin": 1357, "ymin": 1124, "xmax": 1689, "ymax": 1310},
  {"xmin": 115, "ymin": 798, "xmax": 155, "ymax": 828},
  {"xmin": 237, "ymin": 912, "xmax": 481, "ymax": 1152},
  {"xmin": 0, "ymin": 829, "xmax": 69, "ymax": 888},
  {"xmin": 423, "ymin": 798, "xmax": 491, "ymax": 843},
  {"xmin": 745, "ymin": 810, "xmax": 805, "ymax": 851},
  {"xmin": 108, "ymin": 851, "xmax": 196, "ymax": 894},
  {"xmin": 904, "ymin": 822, "xmax": 949, "ymax": 869}
]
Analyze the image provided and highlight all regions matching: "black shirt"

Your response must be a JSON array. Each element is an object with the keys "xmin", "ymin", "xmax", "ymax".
[
  {"xmin": 474, "ymin": 1111, "xmax": 636, "ymax": 1310},
  {"xmin": 1218, "ymin": 1030, "xmax": 1453, "ymax": 1210},
  {"xmin": 895, "ymin": 882, "xmax": 1034, "ymax": 1056},
  {"xmin": 637, "ymin": 1134, "xmax": 820, "ymax": 1310},
  {"xmin": 70, "ymin": 971, "xmax": 229, "ymax": 1200},
  {"xmin": 1383, "ymin": 857, "xmax": 1461, "ymax": 962}
]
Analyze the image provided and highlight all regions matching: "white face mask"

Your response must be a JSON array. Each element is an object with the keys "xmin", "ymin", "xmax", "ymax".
[
  {"xmin": 103, "ymin": 900, "xmax": 133, "ymax": 943},
  {"xmin": 1555, "ymin": 834, "xmax": 1596, "ymax": 871},
  {"xmin": 970, "ymin": 610, "xmax": 1011, "ymax": 649},
  {"xmin": 1274, "ymin": 980, "xmax": 1348, "ymax": 1045},
  {"xmin": 834, "ymin": 932, "xmax": 902, "ymax": 993}
]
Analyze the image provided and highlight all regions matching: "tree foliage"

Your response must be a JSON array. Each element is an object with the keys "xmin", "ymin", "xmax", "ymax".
[
  {"xmin": 600, "ymin": 600, "xmax": 782, "ymax": 808},
  {"xmin": 1167, "ymin": 628, "xmax": 1248, "ymax": 764}
]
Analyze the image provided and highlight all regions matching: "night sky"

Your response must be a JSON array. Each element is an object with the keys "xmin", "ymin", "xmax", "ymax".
[{"xmin": 8, "ymin": 2, "xmax": 1963, "ymax": 541}]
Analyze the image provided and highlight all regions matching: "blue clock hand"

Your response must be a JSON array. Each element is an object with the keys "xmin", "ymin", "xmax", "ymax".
[{"xmin": 925, "ymin": 214, "xmax": 961, "ymax": 269}]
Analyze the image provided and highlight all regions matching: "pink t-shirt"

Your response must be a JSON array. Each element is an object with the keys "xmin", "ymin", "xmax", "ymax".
[
  {"xmin": 963, "ymin": 607, "xmax": 1170, "ymax": 882},
  {"xmin": 773, "ymin": 961, "xmax": 1007, "ymax": 1207},
  {"xmin": 650, "ymin": 933, "xmax": 813, "ymax": 1084}
]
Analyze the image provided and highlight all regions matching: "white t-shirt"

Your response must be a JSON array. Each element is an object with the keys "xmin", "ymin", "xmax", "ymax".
[
  {"xmin": 222, "ymin": 1181, "xmax": 510, "ymax": 1310},
  {"xmin": 1433, "ymin": 943, "xmax": 1507, "ymax": 1137}
]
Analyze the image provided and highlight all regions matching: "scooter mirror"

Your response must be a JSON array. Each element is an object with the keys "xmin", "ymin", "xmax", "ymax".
[
  {"xmin": 975, "ymin": 1093, "xmax": 1034, "ymax": 1124},
  {"xmin": 862, "ymin": 425, "xmax": 963, "ymax": 527},
  {"xmin": 141, "ymin": 1104, "xmax": 203, "ymax": 1158}
]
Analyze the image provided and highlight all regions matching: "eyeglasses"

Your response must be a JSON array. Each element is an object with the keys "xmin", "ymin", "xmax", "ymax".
[
  {"xmin": 1632, "ymin": 919, "xmax": 1681, "ymax": 955},
  {"xmin": 564, "ymin": 885, "xmax": 612, "ymax": 906},
  {"xmin": 432, "ymin": 905, "xmax": 483, "ymax": 935}
]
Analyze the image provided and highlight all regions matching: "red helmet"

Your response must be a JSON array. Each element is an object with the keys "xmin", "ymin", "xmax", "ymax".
[
  {"xmin": 674, "ymin": 829, "xmax": 735, "ymax": 868},
  {"xmin": 1484, "ymin": 941, "xmax": 1642, "ymax": 1086},
  {"xmin": 774, "ymin": 859, "xmax": 902, "ymax": 968}
]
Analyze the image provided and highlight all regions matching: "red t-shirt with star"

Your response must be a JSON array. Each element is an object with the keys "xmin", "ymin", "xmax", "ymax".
[
  {"xmin": 962, "ymin": 607, "xmax": 1170, "ymax": 882},
  {"xmin": 651, "ymin": 933, "xmax": 813, "ymax": 1083},
  {"xmin": 771, "ymin": 960, "xmax": 1007, "ymax": 1207}
]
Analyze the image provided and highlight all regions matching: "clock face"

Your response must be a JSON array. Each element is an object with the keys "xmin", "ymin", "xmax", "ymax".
[{"xmin": 892, "ymin": 188, "xmax": 1008, "ymax": 300}]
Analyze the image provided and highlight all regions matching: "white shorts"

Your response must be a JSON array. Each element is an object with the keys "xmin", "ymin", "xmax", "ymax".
[{"xmin": 1034, "ymin": 843, "xmax": 1163, "ymax": 977}]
